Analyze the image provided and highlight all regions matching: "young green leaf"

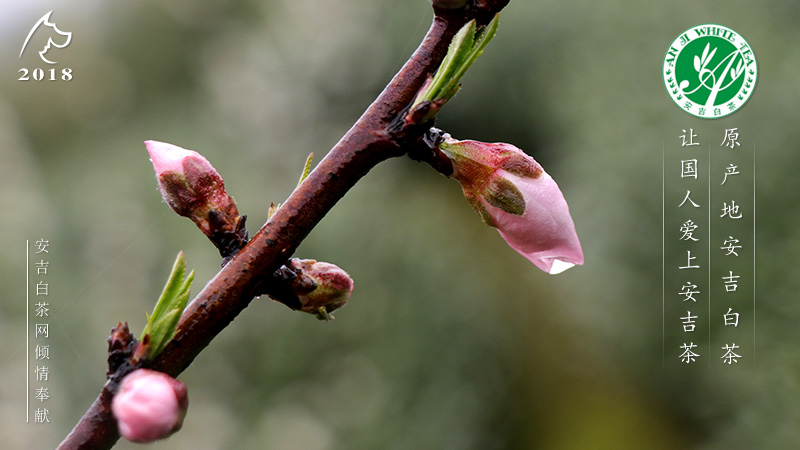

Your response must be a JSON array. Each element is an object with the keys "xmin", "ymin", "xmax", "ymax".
[
  {"xmin": 297, "ymin": 153, "xmax": 314, "ymax": 187},
  {"xmin": 140, "ymin": 252, "xmax": 195, "ymax": 360},
  {"xmin": 410, "ymin": 14, "xmax": 499, "ymax": 118},
  {"xmin": 268, "ymin": 153, "xmax": 316, "ymax": 220}
]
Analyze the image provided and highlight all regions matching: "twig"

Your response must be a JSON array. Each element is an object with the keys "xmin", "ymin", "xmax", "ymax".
[{"xmin": 57, "ymin": 2, "xmax": 509, "ymax": 448}]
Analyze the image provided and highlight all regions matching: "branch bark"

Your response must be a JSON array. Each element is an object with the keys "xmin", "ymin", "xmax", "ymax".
[{"xmin": 57, "ymin": 2, "xmax": 509, "ymax": 448}]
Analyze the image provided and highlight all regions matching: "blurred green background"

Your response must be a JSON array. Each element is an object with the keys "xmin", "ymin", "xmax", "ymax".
[{"xmin": 2, "ymin": 0, "xmax": 799, "ymax": 448}]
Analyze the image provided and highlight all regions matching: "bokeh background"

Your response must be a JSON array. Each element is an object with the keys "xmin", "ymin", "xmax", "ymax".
[{"xmin": 2, "ymin": 0, "xmax": 799, "ymax": 448}]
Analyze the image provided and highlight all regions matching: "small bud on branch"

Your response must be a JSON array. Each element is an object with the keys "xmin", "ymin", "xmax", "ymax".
[
  {"xmin": 111, "ymin": 369, "xmax": 188, "ymax": 443},
  {"xmin": 292, "ymin": 259, "xmax": 354, "ymax": 320},
  {"xmin": 145, "ymin": 141, "xmax": 248, "ymax": 262},
  {"xmin": 266, "ymin": 258, "xmax": 354, "ymax": 320}
]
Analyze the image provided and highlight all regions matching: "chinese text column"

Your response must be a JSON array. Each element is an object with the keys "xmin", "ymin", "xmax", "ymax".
[
  {"xmin": 712, "ymin": 128, "xmax": 754, "ymax": 365},
  {"xmin": 30, "ymin": 238, "xmax": 52, "ymax": 424},
  {"xmin": 666, "ymin": 128, "xmax": 710, "ymax": 366}
]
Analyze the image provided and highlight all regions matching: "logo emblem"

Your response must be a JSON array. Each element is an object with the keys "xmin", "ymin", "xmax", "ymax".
[
  {"xmin": 19, "ymin": 11, "xmax": 72, "ymax": 65},
  {"xmin": 663, "ymin": 24, "xmax": 757, "ymax": 118}
]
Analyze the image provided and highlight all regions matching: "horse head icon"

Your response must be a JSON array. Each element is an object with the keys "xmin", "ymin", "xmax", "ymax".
[{"xmin": 19, "ymin": 11, "xmax": 72, "ymax": 65}]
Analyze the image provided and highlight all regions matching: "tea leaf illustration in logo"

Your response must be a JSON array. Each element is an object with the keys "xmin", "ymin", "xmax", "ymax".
[{"xmin": 663, "ymin": 24, "xmax": 758, "ymax": 118}]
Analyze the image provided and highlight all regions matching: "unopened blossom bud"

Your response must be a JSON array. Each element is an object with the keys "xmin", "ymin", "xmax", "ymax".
[
  {"xmin": 112, "ymin": 369, "xmax": 188, "ymax": 443},
  {"xmin": 439, "ymin": 136, "xmax": 584, "ymax": 274},
  {"xmin": 146, "ymin": 141, "xmax": 247, "ymax": 259},
  {"xmin": 284, "ymin": 259, "xmax": 354, "ymax": 320}
]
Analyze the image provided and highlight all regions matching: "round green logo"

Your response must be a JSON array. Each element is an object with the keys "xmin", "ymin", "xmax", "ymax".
[{"xmin": 663, "ymin": 24, "xmax": 757, "ymax": 118}]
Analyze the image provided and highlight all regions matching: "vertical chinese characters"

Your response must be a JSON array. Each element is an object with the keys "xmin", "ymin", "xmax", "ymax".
[
  {"xmin": 713, "ymin": 128, "xmax": 752, "ymax": 366},
  {"xmin": 31, "ymin": 238, "xmax": 52, "ymax": 423},
  {"xmin": 663, "ymin": 128, "xmax": 754, "ymax": 367},
  {"xmin": 671, "ymin": 129, "xmax": 707, "ymax": 364}
]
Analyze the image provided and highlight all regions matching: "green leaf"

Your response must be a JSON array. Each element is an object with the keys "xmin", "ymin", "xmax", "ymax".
[
  {"xmin": 446, "ymin": 15, "xmax": 499, "ymax": 96},
  {"xmin": 411, "ymin": 14, "xmax": 500, "ymax": 116},
  {"xmin": 297, "ymin": 152, "xmax": 314, "ymax": 188},
  {"xmin": 149, "ymin": 252, "xmax": 186, "ymax": 323},
  {"xmin": 149, "ymin": 309, "xmax": 182, "ymax": 357},
  {"xmin": 427, "ymin": 20, "xmax": 475, "ymax": 102},
  {"xmin": 140, "ymin": 252, "xmax": 195, "ymax": 359}
]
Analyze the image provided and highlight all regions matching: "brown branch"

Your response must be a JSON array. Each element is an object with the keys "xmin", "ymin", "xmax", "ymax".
[{"xmin": 57, "ymin": 2, "xmax": 510, "ymax": 449}]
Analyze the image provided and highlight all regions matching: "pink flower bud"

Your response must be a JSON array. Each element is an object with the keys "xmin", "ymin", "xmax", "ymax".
[
  {"xmin": 145, "ymin": 140, "xmax": 242, "ymax": 241},
  {"xmin": 288, "ymin": 259, "xmax": 354, "ymax": 320},
  {"xmin": 112, "ymin": 369, "xmax": 188, "ymax": 443},
  {"xmin": 440, "ymin": 136, "xmax": 584, "ymax": 274}
]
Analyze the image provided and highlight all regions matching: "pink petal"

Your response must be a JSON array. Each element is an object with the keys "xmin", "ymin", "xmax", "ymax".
[
  {"xmin": 145, "ymin": 141, "xmax": 198, "ymax": 175},
  {"xmin": 486, "ymin": 170, "xmax": 584, "ymax": 274},
  {"xmin": 112, "ymin": 369, "xmax": 187, "ymax": 443}
]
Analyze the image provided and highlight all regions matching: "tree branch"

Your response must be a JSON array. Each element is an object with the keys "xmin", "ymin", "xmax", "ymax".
[{"xmin": 57, "ymin": 2, "xmax": 510, "ymax": 448}]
